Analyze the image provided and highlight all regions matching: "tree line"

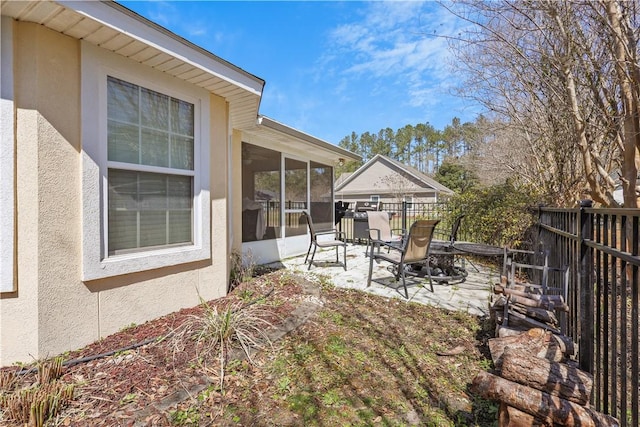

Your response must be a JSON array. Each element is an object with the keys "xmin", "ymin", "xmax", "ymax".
[{"xmin": 337, "ymin": 117, "xmax": 481, "ymax": 175}]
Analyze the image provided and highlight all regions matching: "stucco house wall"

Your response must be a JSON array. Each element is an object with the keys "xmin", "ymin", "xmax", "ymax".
[
  {"xmin": 0, "ymin": 16, "xmax": 230, "ymax": 365},
  {"xmin": 0, "ymin": 1, "xmax": 358, "ymax": 367}
]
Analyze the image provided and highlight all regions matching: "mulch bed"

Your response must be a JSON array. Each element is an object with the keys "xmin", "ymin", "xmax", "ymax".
[{"xmin": 1, "ymin": 270, "xmax": 308, "ymax": 427}]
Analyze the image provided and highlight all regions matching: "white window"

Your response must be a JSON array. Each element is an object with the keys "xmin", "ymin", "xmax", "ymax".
[
  {"xmin": 107, "ymin": 77, "xmax": 194, "ymax": 255},
  {"xmin": 403, "ymin": 195, "xmax": 414, "ymax": 209},
  {"xmin": 82, "ymin": 44, "xmax": 210, "ymax": 281},
  {"xmin": 370, "ymin": 195, "xmax": 380, "ymax": 202}
]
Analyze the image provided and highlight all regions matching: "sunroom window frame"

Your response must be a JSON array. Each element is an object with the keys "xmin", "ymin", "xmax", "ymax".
[{"xmin": 81, "ymin": 43, "xmax": 211, "ymax": 281}]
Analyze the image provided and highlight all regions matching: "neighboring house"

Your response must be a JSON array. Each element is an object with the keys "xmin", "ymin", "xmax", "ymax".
[
  {"xmin": 335, "ymin": 154, "xmax": 454, "ymax": 206},
  {"xmin": 0, "ymin": 1, "xmax": 359, "ymax": 366}
]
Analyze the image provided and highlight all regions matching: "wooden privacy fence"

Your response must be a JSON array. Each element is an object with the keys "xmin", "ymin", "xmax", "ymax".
[{"xmin": 537, "ymin": 203, "xmax": 639, "ymax": 427}]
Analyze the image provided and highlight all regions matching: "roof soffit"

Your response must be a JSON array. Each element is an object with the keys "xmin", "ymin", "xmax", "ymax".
[{"xmin": 1, "ymin": 0, "xmax": 264, "ymax": 129}]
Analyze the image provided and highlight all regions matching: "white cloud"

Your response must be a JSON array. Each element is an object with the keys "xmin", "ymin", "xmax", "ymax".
[
  {"xmin": 145, "ymin": 1, "xmax": 175, "ymax": 27},
  {"xmin": 322, "ymin": 1, "xmax": 463, "ymax": 109}
]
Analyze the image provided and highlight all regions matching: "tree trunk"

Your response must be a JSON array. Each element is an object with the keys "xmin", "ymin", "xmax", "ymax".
[
  {"xmin": 495, "ymin": 327, "xmax": 575, "ymax": 357},
  {"xmin": 488, "ymin": 328, "xmax": 565, "ymax": 368},
  {"xmin": 503, "ymin": 311, "xmax": 561, "ymax": 335},
  {"xmin": 496, "ymin": 326, "xmax": 575, "ymax": 357},
  {"xmin": 499, "ymin": 403, "xmax": 553, "ymax": 427},
  {"xmin": 494, "ymin": 285, "xmax": 569, "ymax": 311},
  {"xmin": 497, "ymin": 325, "xmax": 530, "ymax": 337},
  {"xmin": 472, "ymin": 372, "xmax": 620, "ymax": 427},
  {"xmin": 604, "ymin": 0, "xmax": 640, "ymax": 208},
  {"xmin": 510, "ymin": 304, "xmax": 558, "ymax": 325},
  {"xmin": 501, "ymin": 348, "xmax": 593, "ymax": 405}
]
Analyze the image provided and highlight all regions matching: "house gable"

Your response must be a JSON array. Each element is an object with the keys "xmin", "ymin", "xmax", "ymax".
[{"xmin": 336, "ymin": 155, "xmax": 453, "ymax": 199}]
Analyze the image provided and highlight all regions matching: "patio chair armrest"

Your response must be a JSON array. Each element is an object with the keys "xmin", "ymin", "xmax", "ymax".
[
  {"xmin": 366, "ymin": 228, "xmax": 382, "ymax": 241},
  {"xmin": 316, "ymin": 229, "xmax": 346, "ymax": 240},
  {"xmin": 390, "ymin": 228, "xmax": 406, "ymax": 236},
  {"xmin": 371, "ymin": 238, "xmax": 403, "ymax": 252}
]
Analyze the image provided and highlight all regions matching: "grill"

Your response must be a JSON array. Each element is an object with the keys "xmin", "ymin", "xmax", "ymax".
[
  {"xmin": 352, "ymin": 201, "xmax": 382, "ymax": 242},
  {"xmin": 353, "ymin": 201, "xmax": 381, "ymax": 213}
]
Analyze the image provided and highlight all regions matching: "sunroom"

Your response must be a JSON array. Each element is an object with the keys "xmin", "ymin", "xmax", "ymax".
[{"xmin": 232, "ymin": 116, "xmax": 360, "ymax": 265}]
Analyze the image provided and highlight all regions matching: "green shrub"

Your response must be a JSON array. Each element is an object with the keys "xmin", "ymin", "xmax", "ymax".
[{"xmin": 447, "ymin": 181, "xmax": 540, "ymax": 248}]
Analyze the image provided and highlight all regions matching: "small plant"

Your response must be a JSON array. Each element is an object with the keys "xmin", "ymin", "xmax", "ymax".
[
  {"xmin": 321, "ymin": 389, "xmax": 341, "ymax": 406},
  {"xmin": 119, "ymin": 392, "xmax": 138, "ymax": 405},
  {"xmin": 325, "ymin": 335, "xmax": 347, "ymax": 356},
  {"xmin": 229, "ymin": 251, "xmax": 256, "ymax": 291},
  {"xmin": 276, "ymin": 376, "xmax": 291, "ymax": 394},
  {"xmin": 173, "ymin": 298, "xmax": 274, "ymax": 391},
  {"xmin": 170, "ymin": 406, "xmax": 200, "ymax": 426},
  {"xmin": 315, "ymin": 274, "xmax": 334, "ymax": 291},
  {"xmin": 0, "ymin": 357, "xmax": 74, "ymax": 427},
  {"xmin": 239, "ymin": 289, "xmax": 255, "ymax": 302},
  {"xmin": 37, "ymin": 356, "xmax": 64, "ymax": 385},
  {"xmin": 119, "ymin": 322, "xmax": 137, "ymax": 332},
  {"xmin": 291, "ymin": 342, "xmax": 314, "ymax": 364},
  {"xmin": 0, "ymin": 369, "xmax": 18, "ymax": 391}
]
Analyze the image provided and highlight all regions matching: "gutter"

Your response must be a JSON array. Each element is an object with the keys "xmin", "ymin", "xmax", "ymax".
[{"xmin": 257, "ymin": 116, "xmax": 361, "ymax": 162}]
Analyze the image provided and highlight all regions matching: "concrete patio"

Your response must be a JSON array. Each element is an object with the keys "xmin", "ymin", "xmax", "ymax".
[{"xmin": 273, "ymin": 243, "xmax": 500, "ymax": 317}]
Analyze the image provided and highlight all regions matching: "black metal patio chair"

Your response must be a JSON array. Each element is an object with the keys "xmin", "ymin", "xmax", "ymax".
[
  {"xmin": 367, "ymin": 219, "xmax": 439, "ymax": 298},
  {"xmin": 302, "ymin": 211, "xmax": 347, "ymax": 271}
]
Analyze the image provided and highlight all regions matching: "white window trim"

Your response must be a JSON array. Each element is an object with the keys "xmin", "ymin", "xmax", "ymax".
[
  {"xmin": 81, "ymin": 43, "xmax": 211, "ymax": 281},
  {"xmin": 370, "ymin": 195, "xmax": 380, "ymax": 202},
  {"xmin": 0, "ymin": 17, "xmax": 15, "ymax": 292}
]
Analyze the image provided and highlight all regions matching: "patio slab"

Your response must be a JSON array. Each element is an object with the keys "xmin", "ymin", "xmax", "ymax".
[{"xmin": 272, "ymin": 243, "xmax": 499, "ymax": 317}]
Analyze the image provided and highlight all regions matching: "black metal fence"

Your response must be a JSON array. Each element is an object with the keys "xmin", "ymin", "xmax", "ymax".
[
  {"xmin": 338, "ymin": 200, "xmax": 639, "ymax": 424},
  {"xmin": 537, "ymin": 204, "xmax": 639, "ymax": 427},
  {"xmin": 338, "ymin": 201, "xmax": 471, "ymax": 242}
]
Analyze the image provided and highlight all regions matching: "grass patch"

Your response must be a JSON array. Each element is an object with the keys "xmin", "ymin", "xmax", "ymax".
[{"xmin": 188, "ymin": 285, "xmax": 498, "ymax": 426}]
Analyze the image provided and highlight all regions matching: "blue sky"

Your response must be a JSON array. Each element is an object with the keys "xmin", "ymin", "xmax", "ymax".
[{"xmin": 119, "ymin": 1, "xmax": 482, "ymax": 144}]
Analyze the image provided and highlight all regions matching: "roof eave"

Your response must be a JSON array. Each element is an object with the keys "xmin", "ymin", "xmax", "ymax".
[
  {"xmin": 257, "ymin": 116, "xmax": 361, "ymax": 162},
  {"xmin": 2, "ymin": 0, "xmax": 265, "ymax": 129},
  {"xmin": 62, "ymin": 0, "xmax": 265, "ymax": 95}
]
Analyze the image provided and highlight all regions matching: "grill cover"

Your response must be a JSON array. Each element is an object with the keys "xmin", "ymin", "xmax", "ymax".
[{"xmin": 334, "ymin": 201, "xmax": 350, "ymax": 225}]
